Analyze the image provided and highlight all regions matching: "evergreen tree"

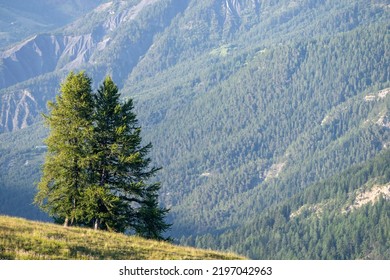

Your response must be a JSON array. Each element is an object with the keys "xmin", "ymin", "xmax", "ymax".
[
  {"xmin": 35, "ymin": 73, "xmax": 171, "ymax": 240},
  {"xmin": 134, "ymin": 183, "xmax": 172, "ymax": 240},
  {"xmin": 34, "ymin": 72, "xmax": 95, "ymax": 227},
  {"xmin": 91, "ymin": 77, "xmax": 170, "ymax": 239}
]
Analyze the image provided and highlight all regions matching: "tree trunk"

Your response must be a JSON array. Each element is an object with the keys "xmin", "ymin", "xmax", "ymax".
[
  {"xmin": 94, "ymin": 219, "xmax": 100, "ymax": 230},
  {"xmin": 64, "ymin": 217, "xmax": 69, "ymax": 227}
]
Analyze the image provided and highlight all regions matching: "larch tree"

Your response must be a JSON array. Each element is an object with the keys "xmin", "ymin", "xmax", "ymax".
[
  {"xmin": 35, "ymin": 73, "xmax": 171, "ymax": 240},
  {"xmin": 90, "ymin": 76, "xmax": 170, "ymax": 239},
  {"xmin": 35, "ymin": 72, "xmax": 95, "ymax": 227}
]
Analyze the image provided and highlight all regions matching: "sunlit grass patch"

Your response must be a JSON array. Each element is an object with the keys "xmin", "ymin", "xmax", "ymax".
[{"xmin": 0, "ymin": 215, "xmax": 244, "ymax": 260}]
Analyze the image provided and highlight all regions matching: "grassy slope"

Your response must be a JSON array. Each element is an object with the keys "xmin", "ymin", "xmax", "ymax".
[{"xmin": 0, "ymin": 215, "xmax": 244, "ymax": 260}]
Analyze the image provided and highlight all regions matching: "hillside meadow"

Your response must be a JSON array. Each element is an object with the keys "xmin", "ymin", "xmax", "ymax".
[{"xmin": 0, "ymin": 216, "xmax": 244, "ymax": 260}]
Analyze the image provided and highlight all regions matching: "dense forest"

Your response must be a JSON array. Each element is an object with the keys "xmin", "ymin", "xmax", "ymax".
[
  {"xmin": 0, "ymin": 0, "xmax": 389, "ymax": 259},
  {"xmin": 191, "ymin": 149, "xmax": 390, "ymax": 259}
]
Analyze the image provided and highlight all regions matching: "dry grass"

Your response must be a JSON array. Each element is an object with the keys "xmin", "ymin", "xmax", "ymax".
[{"xmin": 0, "ymin": 215, "xmax": 244, "ymax": 260}]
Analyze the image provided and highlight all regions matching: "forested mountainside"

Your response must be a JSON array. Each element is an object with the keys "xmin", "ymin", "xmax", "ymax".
[
  {"xmin": 0, "ymin": 0, "xmax": 389, "ymax": 259},
  {"xmin": 193, "ymin": 149, "xmax": 390, "ymax": 259}
]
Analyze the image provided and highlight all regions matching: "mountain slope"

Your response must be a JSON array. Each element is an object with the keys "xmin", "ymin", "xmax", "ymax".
[
  {"xmin": 134, "ymin": 23, "xmax": 389, "ymax": 237},
  {"xmin": 0, "ymin": 0, "xmax": 108, "ymax": 49},
  {"xmin": 0, "ymin": 0, "xmax": 389, "ymax": 259},
  {"xmin": 0, "ymin": 215, "xmax": 243, "ymax": 260},
  {"xmin": 205, "ymin": 148, "xmax": 390, "ymax": 259},
  {"xmin": 0, "ymin": 0, "xmax": 187, "ymax": 91}
]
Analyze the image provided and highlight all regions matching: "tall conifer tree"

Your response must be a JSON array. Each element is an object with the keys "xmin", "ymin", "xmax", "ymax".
[
  {"xmin": 35, "ymin": 72, "xmax": 95, "ymax": 227},
  {"xmin": 90, "ymin": 77, "xmax": 170, "ymax": 239},
  {"xmin": 36, "ymin": 73, "xmax": 170, "ymax": 240}
]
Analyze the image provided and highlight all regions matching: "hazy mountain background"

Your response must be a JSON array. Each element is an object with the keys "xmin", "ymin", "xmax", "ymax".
[
  {"xmin": 0, "ymin": 0, "xmax": 389, "ymax": 259},
  {"xmin": 0, "ymin": 0, "xmax": 109, "ymax": 49}
]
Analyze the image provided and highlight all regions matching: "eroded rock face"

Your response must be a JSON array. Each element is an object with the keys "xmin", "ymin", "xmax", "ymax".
[
  {"xmin": 0, "ymin": 32, "xmax": 99, "ymax": 132},
  {"xmin": 0, "ymin": 89, "xmax": 39, "ymax": 132},
  {"xmin": 0, "ymin": 0, "xmax": 262, "ymax": 91},
  {"xmin": 0, "ymin": 0, "xmax": 178, "ymax": 132},
  {"xmin": 0, "ymin": 0, "xmax": 166, "ymax": 91},
  {"xmin": 0, "ymin": 34, "xmax": 97, "ymax": 89}
]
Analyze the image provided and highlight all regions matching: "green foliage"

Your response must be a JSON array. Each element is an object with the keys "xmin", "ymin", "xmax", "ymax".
[
  {"xmin": 35, "ymin": 72, "xmax": 95, "ymax": 225},
  {"xmin": 89, "ymin": 76, "xmax": 170, "ymax": 239},
  {"xmin": 134, "ymin": 183, "xmax": 172, "ymax": 240},
  {"xmin": 34, "ymin": 73, "xmax": 170, "ymax": 240}
]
